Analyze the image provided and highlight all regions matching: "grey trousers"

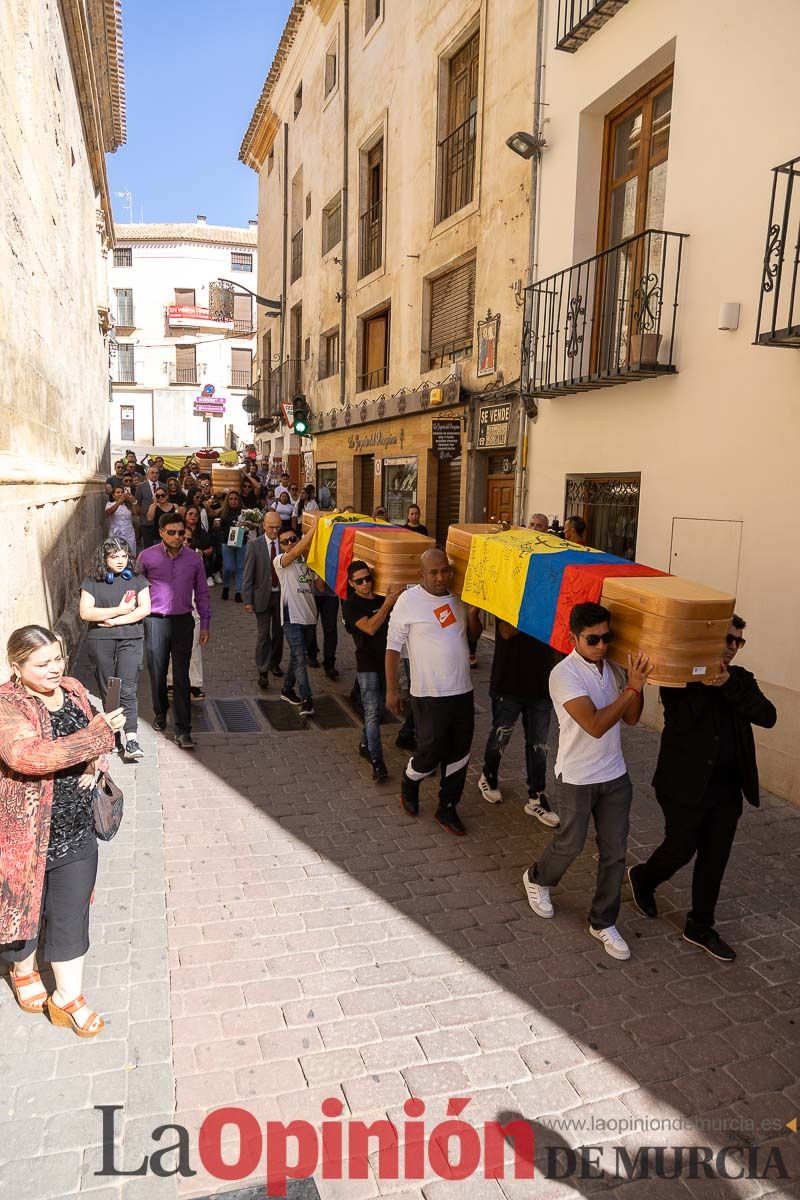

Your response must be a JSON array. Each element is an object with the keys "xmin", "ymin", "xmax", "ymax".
[{"xmin": 531, "ymin": 771, "xmax": 632, "ymax": 929}]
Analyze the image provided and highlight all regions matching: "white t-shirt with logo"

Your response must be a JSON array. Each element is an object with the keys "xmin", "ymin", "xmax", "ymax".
[
  {"xmin": 274, "ymin": 554, "xmax": 318, "ymax": 625},
  {"xmin": 549, "ymin": 648, "xmax": 628, "ymax": 785},
  {"xmin": 386, "ymin": 585, "xmax": 472, "ymax": 698}
]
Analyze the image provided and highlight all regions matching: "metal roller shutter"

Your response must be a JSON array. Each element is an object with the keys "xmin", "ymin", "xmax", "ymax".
[
  {"xmin": 435, "ymin": 455, "xmax": 462, "ymax": 545},
  {"xmin": 429, "ymin": 259, "xmax": 476, "ymax": 361}
]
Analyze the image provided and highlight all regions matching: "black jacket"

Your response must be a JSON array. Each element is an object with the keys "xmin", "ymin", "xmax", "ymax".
[{"xmin": 652, "ymin": 666, "xmax": 777, "ymax": 808}]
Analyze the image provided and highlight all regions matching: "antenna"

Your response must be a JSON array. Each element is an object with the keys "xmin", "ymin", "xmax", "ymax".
[{"xmin": 114, "ymin": 188, "xmax": 133, "ymax": 223}]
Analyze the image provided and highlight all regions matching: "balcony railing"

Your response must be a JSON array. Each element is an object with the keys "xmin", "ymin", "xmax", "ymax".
[
  {"xmin": 230, "ymin": 369, "xmax": 252, "ymax": 390},
  {"xmin": 556, "ymin": 0, "xmax": 629, "ymax": 52},
  {"xmin": 117, "ymin": 365, "xmax": 135, "ymax": 384},
  {"xmin": 437, "ymin": 113, "xmax": 477, "ymax": 223},
  {"xmin": 755, "ymin": 155, "xmax": 800, "ymax": 348},
  {"xmin": 291, "ymin": 230, "xmax": 303, "ymax": 283},
  {"xmin": 115, "ymin": 308, "xmax": 135, "ymax": 329},
  {"xmin": 429, "ymin": 336, "xmax": 473, "ymax": 371},
  {"xmin": 357, "ymin": 364, "xmax": 389, "ymax": 392},
  {"xmin": 522, "ymin": 228, "xmax": 688, "ymax": 399},
  {"xmin": 268, "ymin": 359, "xmax": 305, "ymax": 414},
  {"xmin": 173, "ymin": 366, "xmax": 198, "ymax": 385},
  {"xmin": 358, "ymin": 199, "xmax": 383, "ymax": 278}
]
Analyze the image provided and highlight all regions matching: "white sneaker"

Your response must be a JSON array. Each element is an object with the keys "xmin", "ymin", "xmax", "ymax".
[
  {"xmin": 522, "ymin": 869, "xmax": 554, "ymax": 918},
  {"xmin": 478, "ymin": 773, "xmax": 503, "ymax": 804},
  {"xmin": 589, "ymin": 924, "xmax": 630, "ymax": 960},
  {"xmin": 524, "ymin": 796, "xmax": 560, "ymax": 827},
  {"xmin": 214, "ymin": 572, "xmax": 223, "ymax": 584},
  {"xmin": 206, "ymin": 576, "xmax": 215, "ymax": 588}
]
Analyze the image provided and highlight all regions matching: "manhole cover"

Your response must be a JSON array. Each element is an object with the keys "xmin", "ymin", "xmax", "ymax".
[
  {"xmin": 212, "ymin": 698, "xmax": 262, "ymax": 733},
  {"xmin": 307, "ymin": 694, "xmax": 357, "ymax": 730},
  {"xmin": 256, "ymin": 698, "xmax": 307, "ymax": 731}
]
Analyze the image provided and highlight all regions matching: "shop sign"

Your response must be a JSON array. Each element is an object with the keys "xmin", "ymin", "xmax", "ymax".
[
  {"xmin": 347, "ymin": 429, "xmax": 406, "ymax": 452},
  {"xmin": 432, "ymin": 419, "xmax": 462, "ymax": 461},
  {"xmin": 477, "ymin": 310, "xmax": 500, "ymax": 377},
  {"xmin": 477, "ymin": 403, "xmax": 511, "ymax": 449}
]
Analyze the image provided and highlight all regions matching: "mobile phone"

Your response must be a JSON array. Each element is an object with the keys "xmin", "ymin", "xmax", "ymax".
[
  {"xmin": 105, "ymin": 677, "xmax": 122, "ymax": 712},
  {"xmin": 123, "ymin": 589, "xmax": 136, "ymax": 604}
]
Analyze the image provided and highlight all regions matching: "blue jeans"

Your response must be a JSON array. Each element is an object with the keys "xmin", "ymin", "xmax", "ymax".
[
  {"xmin": 357, "ymin": 671, "xmax": 386, "ymax": 762},
  {"xmin": 482, "ymin": 695, "xmax": 552, "ymax": 797},
  {"xmin": 283, "ymin": 622, "xmax": 313, "ymax": 701},
  {"xmin": 221, "ymin": 543, "xmax": 245, "ymax": 592}
]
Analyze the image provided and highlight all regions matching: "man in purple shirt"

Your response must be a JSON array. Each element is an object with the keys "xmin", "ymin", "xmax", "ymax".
[{"xmin": 138, "ymin": 511, "xmax": 211, "ymax": 749}]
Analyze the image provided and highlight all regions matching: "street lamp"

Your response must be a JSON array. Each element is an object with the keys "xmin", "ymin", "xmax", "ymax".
[
  {"xmin": 215, "ymin": 278, "xmax": 282, "ymax": 314},
  {"xmin": 505, "ymin": 130, "xmax": 547, "ymax": 160}
]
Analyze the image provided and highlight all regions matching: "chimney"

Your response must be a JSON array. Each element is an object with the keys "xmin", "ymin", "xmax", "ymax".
[{"xmin": 196, "ymin": 214, "xmax": 207, "ymax": 224}]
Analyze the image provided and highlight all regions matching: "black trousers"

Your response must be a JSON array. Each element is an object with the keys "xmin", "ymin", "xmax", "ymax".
[
  {"xmin": 144, "ymin": 613, "xmax": 194, "ymax": 735},
  {"xmin": 87, "ymin": 637, "xmax": 144, "ymax": 734},
  {"xmin": 405, "ymin": 692, "xmax": 475, "ymax": 808},
  {"xmin": 140, "ymin": 524, "xmax": 157, "ymax": 550},
  {"xmin": 255, "ymin": 591, "xmax": 284, "ymax": 675},
  {"xmin": 637, "ymin": 778, "xmax": 743, "ymax": 930},
  {"xmin": 307, "ymin": 593, "xmax": 339, "ymax": 667},
  {"xmin": 0, "ymin": 848, "xmax": 98, "ymax": 963}
]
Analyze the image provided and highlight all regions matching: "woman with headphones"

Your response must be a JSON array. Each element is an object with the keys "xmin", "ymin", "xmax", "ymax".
[{"xmin": 79, "ymin": 537, "xmax": 151, "ymax": 761}]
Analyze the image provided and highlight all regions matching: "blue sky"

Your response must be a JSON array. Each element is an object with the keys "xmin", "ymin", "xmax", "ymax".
[{"xmin": 108, "ymin": 0, "xmax": 292, "ymax": 228}]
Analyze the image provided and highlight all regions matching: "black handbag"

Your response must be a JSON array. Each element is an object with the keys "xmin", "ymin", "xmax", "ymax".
[{"xmin": 93, "ymin": 771, "xmax": 124, "ymax": 841}]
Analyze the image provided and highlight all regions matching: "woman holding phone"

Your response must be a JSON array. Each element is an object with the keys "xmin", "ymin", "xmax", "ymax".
[
  {"xmin": 79, "ymin": 537, "xmax": 150, "ymax": 761},
  {"xmin": 0, "ymin": 625, "xmax": 125, "ymax": 1036}
]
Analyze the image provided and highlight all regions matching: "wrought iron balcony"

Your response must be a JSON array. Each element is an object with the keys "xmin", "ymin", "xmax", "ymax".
[
  {"xmin": 521, "ymin": 228, "xmax": 688, "ymax": 399},
  {"xmin": 230, "ymin": 369, "xmax": 252, "ymax": 390},
  {"xmin": 268, "ymin": 359, "xmax": 304, "ymax": 415},
  {"xmin": 556, "ymin": 0, "xmax": 629, "ymax": 52},
  {"xmin": 291, "ymin": 230, "xmax": 303, "ymax": 283},
  {"xmin": 358, "ymin": 199, "xmax": 383, "ymax": 278},
  {"xmin": 437, "ymin": 113, "xmax": 477, "ymax": 222},
  {"xmin": 755, "ymin": 155, "xmax": 800, "ymax": 347}
]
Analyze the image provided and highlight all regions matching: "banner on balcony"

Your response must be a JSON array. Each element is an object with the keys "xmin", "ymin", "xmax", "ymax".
[{"xmin": 460, "ymin": 528, "xmax": 663, "ymax": 653}]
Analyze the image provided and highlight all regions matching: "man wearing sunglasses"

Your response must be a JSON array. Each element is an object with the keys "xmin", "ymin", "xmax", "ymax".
[
  {"xmin": 628, "ymin": 615, "xmax": 777, "ymax": 962},
  {"xmin": 273, "ymin": 516, "xmax": 322, "ymax": 718},
  {"xmin": 342, "ymin": 561, "xmax": 403, "ymax": 782},
  {"xmin": 523, "ymin": 602, "xmax": 652, "ymax": 961}
]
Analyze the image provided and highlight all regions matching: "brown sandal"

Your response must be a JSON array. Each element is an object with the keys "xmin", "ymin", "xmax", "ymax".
[
  {"xmin": 46, "ymin": 993, "xmax": 105, "ymax": 1038},
  {"xmin": 10, "ymin": 969, "xmax": 47, "ymax": 1013}
]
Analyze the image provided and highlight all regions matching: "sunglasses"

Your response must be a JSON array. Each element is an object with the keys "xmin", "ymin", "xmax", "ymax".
[
  {"xmin": 280, "ymin": 537, "xmax": 298, "ymax": 546},
  {"xmin": 155, "ymin": 492, "xmax": 167, "ymax": 498},
  {"xmin": 164, "ymin": 529, "xmax": 185, "ymax": 537},
  {"xmin": 726, "ymin": 634, "xmax": 746, "ymax": 648},
  {"xmin": 582, "ymin": 632, "xmax": 613, "ymax": 646},
  {"xmin": 352, "ymin": 574, "xmax": 372, "ymax": 585}
]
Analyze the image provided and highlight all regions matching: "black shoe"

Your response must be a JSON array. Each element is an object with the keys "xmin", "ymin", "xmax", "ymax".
[
  {"xmin": 358, "ymin": 743, "xmax": 371, "ymax": 762},
  {"xmin": 153, "ymin": 714, "xmax": 167, "ymax": 732},
  {"xmin": 190, "ymin": 687, "xmax": 206, "ymax": 702},
  {"xmin": 221, "ymin": 588, "xmax": 230, "ymax": 600},
  {"xmin": 307, "ymin": 656, "xmax": 320, "ymax": 668},
  {"xmin": 372, "ymin": 760, "xmax": 389, "ymax": 783},
  {"xmin": 281, "ymin": 688, "xmax": 302, "ymax": 707},
  {"xmin": 299, "ymin": 698, "xmax": 315, "ymax": 717},
  {"xmin": 258, "ymin": 674, "xmax": 270, "ymax": 690},
  {"xmin": 271, "ymin": 665, "xmax": 284, "ymax": 677},
  {"xmin": 435, "ymin": 804, "xmax": 467, "ymax": 836},
  {"xmin": 396, "ymin": 732, "xmax": 416, "ymax": 751},
  {"xmin": 235, "ymin": 592, "xmax": 243, "ymax": 603},
  {"xmin": 628, "ymin": 864, "xmax": 658, "ymax": 919},
  {"xmin": 400, "ymin": 774, "xmax": 419, "ymax": 816},
  {"xmin": 122, "ymin": 738, "xmax": 144, "ymax": 761},
  {"xmin": 682, "ymin": 924, "xmax": 736, "ymax": 962},
  {"xmin": 175, "ymin": 733, "xmax": 196, "ymax": 750},
  {"xmin": 324, "ymin": 665, "xmax": 339, "ymax": 680}
]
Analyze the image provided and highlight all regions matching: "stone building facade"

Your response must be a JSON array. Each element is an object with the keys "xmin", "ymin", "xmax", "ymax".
[
  {"xmin": 240, "ymin": 0, "xmax": 538, "ymax": 541},
  {"xmin": 0, "ymin": 0, "xmax": 126, "ymax": 653}
]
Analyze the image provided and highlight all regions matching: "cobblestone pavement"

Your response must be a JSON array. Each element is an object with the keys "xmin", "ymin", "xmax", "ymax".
[{"xmin": 2, "ymin": 594, "xmax": 799, "ymax": 1200}]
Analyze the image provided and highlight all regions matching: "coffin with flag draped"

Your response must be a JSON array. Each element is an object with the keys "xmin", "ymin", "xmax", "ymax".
[{"xmin": 305, "ymin": 512, "xmax": 434, "ymax": 597}]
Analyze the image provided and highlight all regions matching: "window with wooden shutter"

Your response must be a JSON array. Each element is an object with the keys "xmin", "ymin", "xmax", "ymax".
[
  {"xmin": 322, "ymin": 192, "xmax": 342, "ymax": 254},
  {"xmin": 233, "ymin": 293, "xmax": 252, "ymax": 332},
  {"xmin": 175, "ymin": 344, "xmax": 196, "ymax": 385},
  {"xmin": 115, "ymin": 288, "xmax": 134, "ymax": 326},
  {"xmin": 174, "ymin": 288, "xmax": 196, "ymax": 306},
  {"xmin": 359, "ymin": 308, "xmax": 390, "ymax": 391},
  {"xmin": 231, "ymin": 347, "xmax": 252, "ymax": 389},
  {"xmin": 428, "ymin": 257, "xmax": 476, "ymax": 369}
]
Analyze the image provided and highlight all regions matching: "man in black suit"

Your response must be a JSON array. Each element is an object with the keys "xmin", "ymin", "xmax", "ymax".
[
  {"xmin": 242, "ymin": 510, "xmax": 284, "ymax": 688},
  {"xmin": 135, "ymin": 464, "xmax": 161, "ymax": 549},
  {"xmin": 628, "ymin": 614, "xmax": 777, "ymax": 962}
]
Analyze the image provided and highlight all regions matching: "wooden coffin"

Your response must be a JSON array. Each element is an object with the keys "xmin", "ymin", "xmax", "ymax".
[
  {"xmin": 446, "ymin": 523, "xmax": 504, "ymax": 594},
  {"xmin": 601, "ymin": 575, "xmax": 735, "ymax": 686},
  {"xmin": 211, "ymin": 465, "xmax": 242, "ymax": 494},
  {"xmin": 353, "ymin": 527, "xmax": 435, "ymax": 594}
]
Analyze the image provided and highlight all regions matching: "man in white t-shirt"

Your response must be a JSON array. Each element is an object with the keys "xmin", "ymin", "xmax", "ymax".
[
  {"xmin": 386, "ymin": 549, "xmax": 483, "ymax": 836},
  {"xmin": 273, "ymin": 515, "xmax": 321, "ymax": 718},
  {"xmin": 523, "ymin": 601, "xmax": 652, "ymax": 961}
]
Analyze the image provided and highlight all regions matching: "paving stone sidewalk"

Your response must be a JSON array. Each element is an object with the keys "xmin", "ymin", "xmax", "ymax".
[{"xmin": 2, "ymin": 598, "xmax": 799, "ymax": 1200}]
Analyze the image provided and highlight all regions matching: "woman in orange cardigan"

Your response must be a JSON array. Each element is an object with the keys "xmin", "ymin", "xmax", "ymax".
[{"xmin": 0, "ymin": 626, "xmax": 124, "ymax": 1037}]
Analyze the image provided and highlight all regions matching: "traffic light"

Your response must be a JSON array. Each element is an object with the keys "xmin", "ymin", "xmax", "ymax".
[{"xmin": 292, "ymin": 394, "xmax": 310, "ymax": 436}]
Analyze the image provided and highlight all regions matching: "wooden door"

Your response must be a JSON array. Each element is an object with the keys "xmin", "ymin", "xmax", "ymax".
[
  {"xmin": 486, "ymin": 477, "xmax": 513, "ymax": 525},
  {"xmin": 359, "ymin": 455, "xmax": 375, "ymax": 515},
  {"xmin": 363, "ymin": 311, "xmax": 389, "ymax": 389}
]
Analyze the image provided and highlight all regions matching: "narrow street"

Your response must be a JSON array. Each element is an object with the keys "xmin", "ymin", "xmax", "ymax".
[{"xmin": 2, "ymin": 592, "xmax": 798, "ymax": 1199}]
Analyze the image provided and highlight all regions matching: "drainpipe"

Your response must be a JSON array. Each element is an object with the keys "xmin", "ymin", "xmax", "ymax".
[
  {"xmin": 513, "ymin": 0, "xmax": 546, "ymax": 525},
  {"xmin": 279, "ymin": 121, "xmax": 289, "ymax": 369},
  {"xmin": 339, "ymin": 0, "xmax": 350, "ymax": 409}
]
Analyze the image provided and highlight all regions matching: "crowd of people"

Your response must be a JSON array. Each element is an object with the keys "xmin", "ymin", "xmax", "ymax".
[{"xmin": 0, "ymin": 478, "xmax": 778, "ymax": 1040}]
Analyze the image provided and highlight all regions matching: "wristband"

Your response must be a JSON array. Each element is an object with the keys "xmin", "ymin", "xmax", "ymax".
[{"xmin": 624, "ymin": 686, "xmax": 641, "ymax": 696}]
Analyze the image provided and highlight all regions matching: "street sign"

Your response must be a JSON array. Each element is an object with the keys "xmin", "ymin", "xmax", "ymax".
[
  {"xmin": 194, "ymin": 401, "xmax": 226, "ymax": 416},
  {"xmin": 432, "ymin": 419, "xmax": 462, "ymax": 460},
  {"xmin": 281, "ymin": 401, "xmax": 294, "ymax": 427}
]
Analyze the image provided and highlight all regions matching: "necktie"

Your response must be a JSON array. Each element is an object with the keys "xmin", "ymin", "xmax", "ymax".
[{"xmin": 269, "ymin": 539, "xmax": 278, "ymax": 588}]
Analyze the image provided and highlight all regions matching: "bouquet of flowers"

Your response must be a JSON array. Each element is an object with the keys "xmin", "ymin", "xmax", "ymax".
[{"xmin": 239, "ymin": 507, "xmax": 263, "ymax": 530}]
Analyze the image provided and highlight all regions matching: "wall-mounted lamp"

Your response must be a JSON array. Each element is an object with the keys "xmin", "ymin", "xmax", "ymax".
[
  {"xmin": 718, "ymin": 302, "xmax": 740, "ymax": 331},
  {"xmin": 505, "ymin": 130, "xmax": 547, "ymax": 160}
]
